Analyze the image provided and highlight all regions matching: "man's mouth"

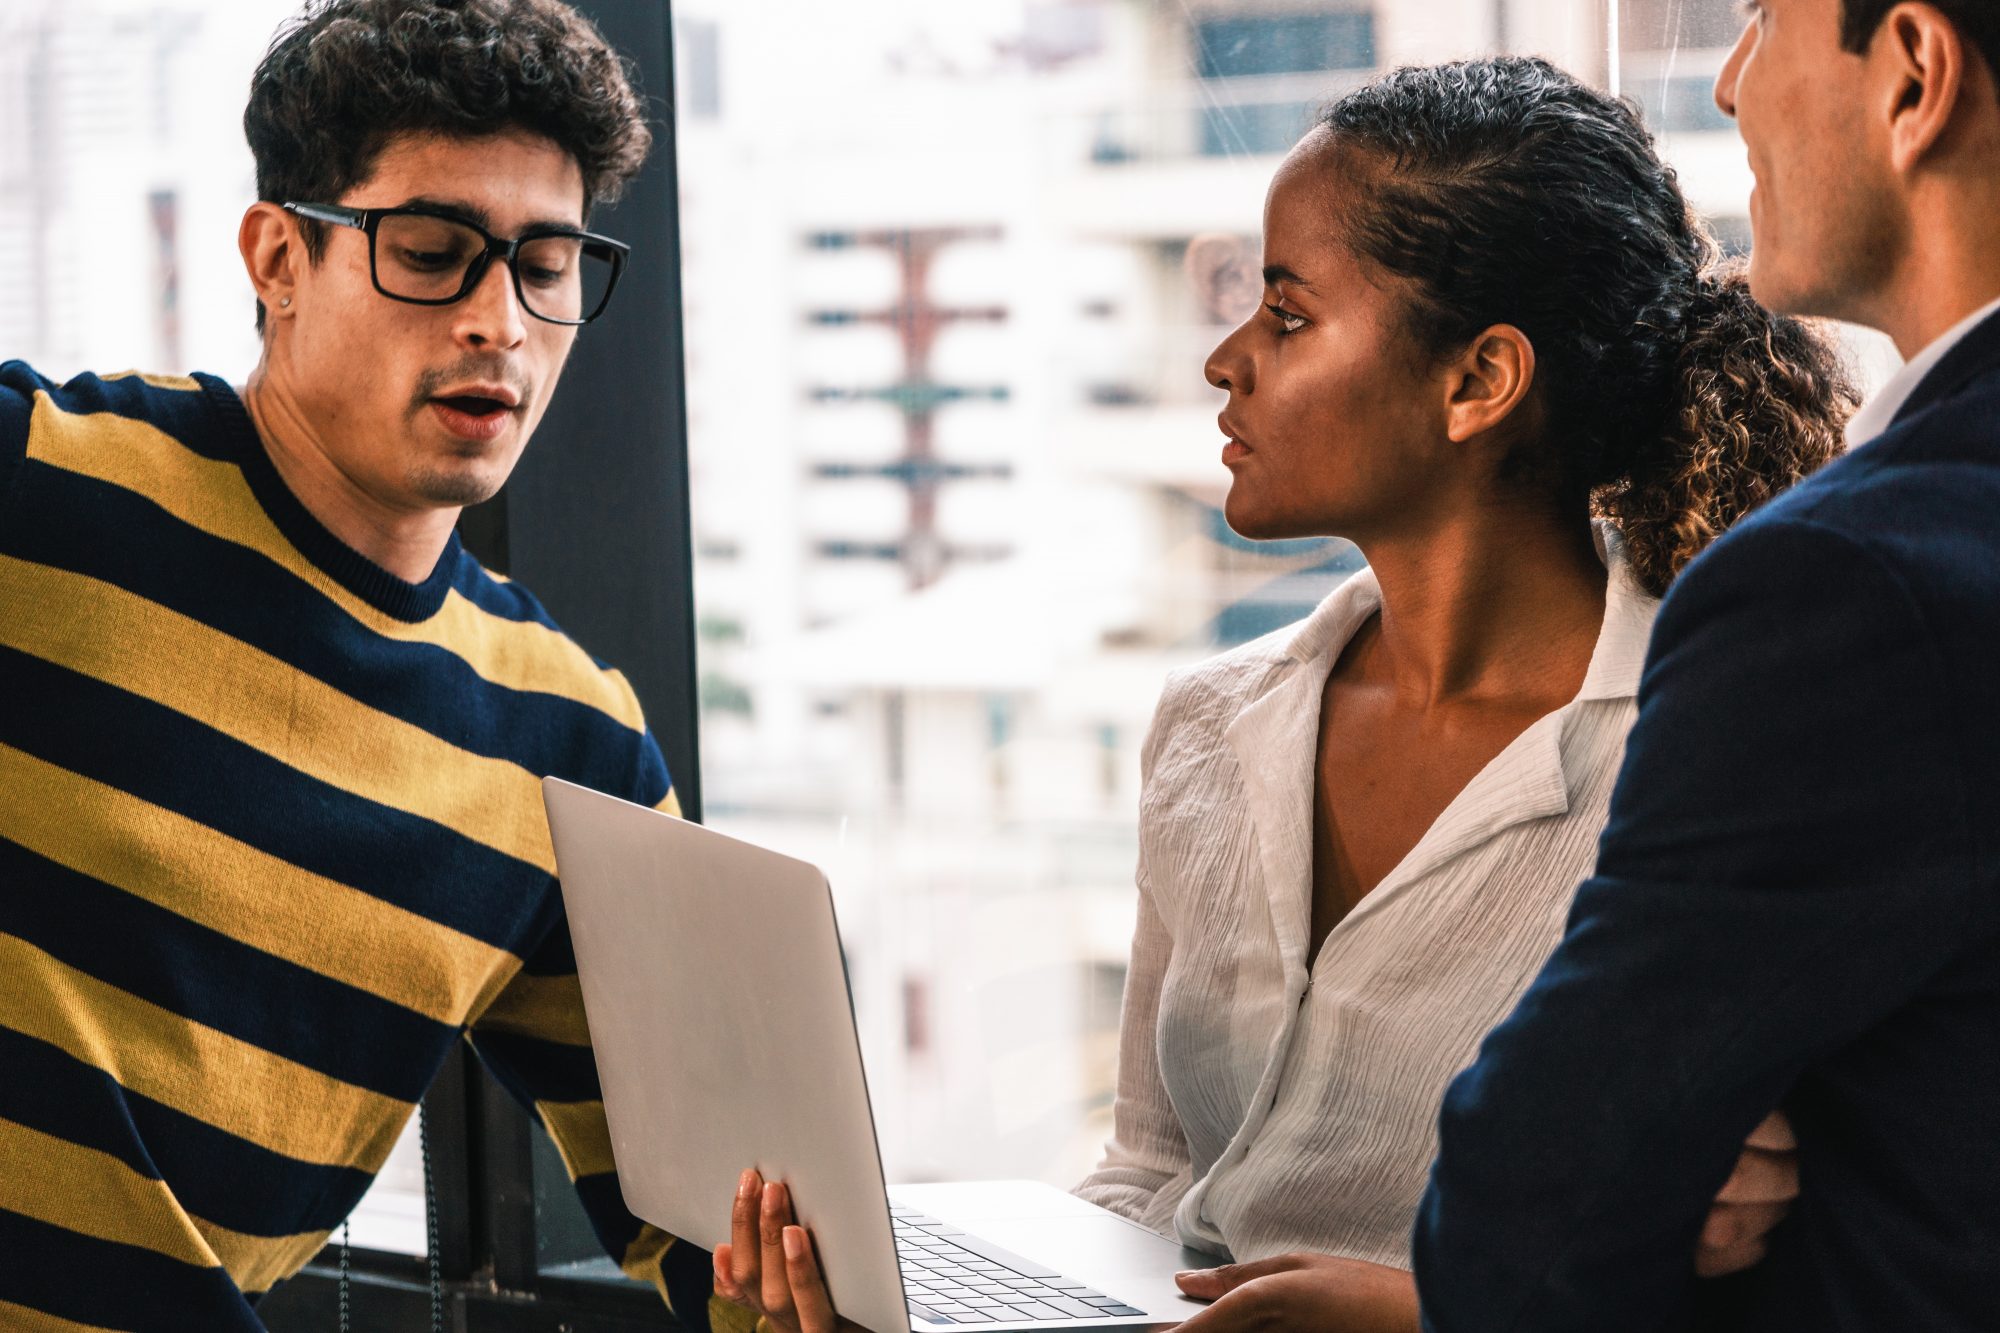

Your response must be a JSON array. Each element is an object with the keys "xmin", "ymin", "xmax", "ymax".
[
  {"xmin": 428, "ymin": 392, "xmax": 520, "ymax": 443},
  {"xmin": 434, "ymin": 394, "xmax": 512, "ymax": 417}
]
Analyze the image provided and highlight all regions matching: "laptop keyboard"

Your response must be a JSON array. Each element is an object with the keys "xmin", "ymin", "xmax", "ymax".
[{"xmin": 891, "ymin": 1205, "xmax": 1150, "ymax": 1325}]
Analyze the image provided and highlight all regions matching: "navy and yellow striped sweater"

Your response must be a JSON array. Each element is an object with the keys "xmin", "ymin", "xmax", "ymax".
[{"xmin": 0, "ymin": 364, "xmax": 738, "ymax": 1331}]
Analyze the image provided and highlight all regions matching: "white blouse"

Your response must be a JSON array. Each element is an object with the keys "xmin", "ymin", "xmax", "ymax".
[{"xmin": 1075, "ymin": 526, "xmax": 1659, "ymax": 1269}]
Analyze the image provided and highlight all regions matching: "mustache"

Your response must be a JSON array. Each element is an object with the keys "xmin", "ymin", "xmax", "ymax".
[{"xmin": 408, "ymin": 357, "xmax": 532, "ymax": 415}]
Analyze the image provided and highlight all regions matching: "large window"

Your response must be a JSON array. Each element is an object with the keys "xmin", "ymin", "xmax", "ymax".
[
  {"xmin": 3, "ymin": 0, "xmax": 1898, "ymax": 1329},
  {"xmin": 678, "ymin": 0, "xmax": 1839, "ymax": 1204}
]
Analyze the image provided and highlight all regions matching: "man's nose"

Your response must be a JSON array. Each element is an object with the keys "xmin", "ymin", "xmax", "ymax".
[
  {"xmin": 1714, "ymin": 23, "xmax": 1753, "ymax": 121},
  {"xmin": 455, "ymin": 258, "xmax": 528, "ymax": 349}
]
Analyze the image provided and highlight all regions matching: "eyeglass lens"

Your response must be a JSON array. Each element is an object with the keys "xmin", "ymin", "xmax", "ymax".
[{"xmin": 374, "ymin": 213, "xmax": 613, "ymax": 322}]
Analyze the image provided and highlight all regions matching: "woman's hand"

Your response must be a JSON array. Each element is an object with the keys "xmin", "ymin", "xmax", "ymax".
[
  {"xmin": 1696, "ymin": 1110, "xmax": 1800, "ymax": 1277},
  {"xmin": 1168, "ymin": 1253, "xmax": 1420, "ymax": 1333},
  {"xmin": 712, "ymin": 1168, "xmax": 866, "ymax": 1333}
]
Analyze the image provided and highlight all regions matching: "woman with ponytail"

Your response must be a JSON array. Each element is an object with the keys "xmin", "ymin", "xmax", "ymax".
[{"xmin": 716, "ymin": 57, "xmax": 1856, "ymax": 1333}]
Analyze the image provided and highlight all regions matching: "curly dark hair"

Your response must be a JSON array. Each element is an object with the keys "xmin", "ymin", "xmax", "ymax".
[
  {"xmin": 244, "ymin": 0, "xmax": 652, "ymax": 325},
  {"xmin": 1317, "ymin": 57, "xmax": 1858, "ymax": 596}
]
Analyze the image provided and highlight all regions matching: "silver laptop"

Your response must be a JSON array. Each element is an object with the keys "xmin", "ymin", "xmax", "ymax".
[{"xmin": 543, "ymin": 778, "xmax": 1211, "ymax": 1332}]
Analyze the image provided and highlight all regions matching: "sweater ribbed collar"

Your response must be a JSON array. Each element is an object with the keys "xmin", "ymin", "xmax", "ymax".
[{"xmin": 196, "ymin": 373, "xmax": 462, "ymax": 622}]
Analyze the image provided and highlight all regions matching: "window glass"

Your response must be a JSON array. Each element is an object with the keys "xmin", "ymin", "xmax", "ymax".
[
  {"xmin": 679, "ymin": 0, "xmax": 1622, "ymax": 1196},
  {"xmin": 1193, "ymin": 13, "xmax": 1379, "ymax": 78},
  {"xmin": 4, "ymin": 0, "xmax": 1910, "ymax": 1294},
  {"xmin": 0, "ymin": 0, "xmax": 278, "ymax": 380},
  {"xmin": 1618, "ymin": 0, "xmax": 1902, "ymax": 386}
]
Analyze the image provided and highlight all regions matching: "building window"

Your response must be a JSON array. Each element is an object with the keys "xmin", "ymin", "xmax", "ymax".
[{"xmin": 1193, "ymin": 11, "xmax": 1378, "ymax": 80}]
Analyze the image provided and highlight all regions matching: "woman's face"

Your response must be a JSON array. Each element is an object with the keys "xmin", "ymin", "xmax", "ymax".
[{"xmin": 1206, "ymin": 135, "xmax": 1458, "ymax": 543}]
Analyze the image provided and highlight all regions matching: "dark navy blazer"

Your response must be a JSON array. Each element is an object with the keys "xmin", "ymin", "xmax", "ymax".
[{"xmin": 1413, "ymin": 307, "xmax": 2000, "ymax": 1332}]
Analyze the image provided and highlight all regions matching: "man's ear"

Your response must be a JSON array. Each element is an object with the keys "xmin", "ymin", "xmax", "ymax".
[
  {"xmin": 1876, "ymin": 3, "xmax": 1973, "ymax": 173},
  {"xmin": 240, "ymin": 202, "xmax": 301, "ymax": 323},
  {"xmin": 1442, "ymin": 324, "xmax": 1536, "ymax": 446}
]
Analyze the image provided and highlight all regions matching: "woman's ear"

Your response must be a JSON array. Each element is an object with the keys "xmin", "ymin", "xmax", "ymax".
[{"xmin": 1442, "ymin": 324, "xmax": 1536, "ymax": 444}]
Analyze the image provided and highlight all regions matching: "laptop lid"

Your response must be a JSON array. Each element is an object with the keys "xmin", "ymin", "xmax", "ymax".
[{"xmin": 542, "ymin": 778, "xmax": 910, "ymax": 1333}]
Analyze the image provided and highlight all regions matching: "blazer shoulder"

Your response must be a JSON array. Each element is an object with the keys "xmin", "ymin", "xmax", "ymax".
[{"xmin": 1727, "ymin": 386, "xmax": 2000, "ymax": 596}]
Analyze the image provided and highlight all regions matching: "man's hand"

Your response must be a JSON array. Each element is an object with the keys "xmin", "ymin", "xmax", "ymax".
[
  {"xmin": 712, "ymin": 1168, "xmax": 868, "ymax": 1333},
  {"xmin": 1696, "ymin": 1110, "xmax": 1799, "ymax": 1277},
  {"xmin": 1168, "ymin": 1253, "xmax": 1420, "ymax": 1333}
]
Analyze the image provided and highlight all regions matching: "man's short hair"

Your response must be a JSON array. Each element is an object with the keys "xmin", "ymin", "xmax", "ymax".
[
  {"xmin": 244, "ymin": 0, "xmax": 652, "ymax": 324},
  {"xmin": 1841, "ymin": 0, "xmax": 2000, "ymax": 86}
]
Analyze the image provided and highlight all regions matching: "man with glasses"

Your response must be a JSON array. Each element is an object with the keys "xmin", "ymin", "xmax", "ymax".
[{"xmin": 0, "ymin": 1, "xmax": 747, "ymax": 1328}]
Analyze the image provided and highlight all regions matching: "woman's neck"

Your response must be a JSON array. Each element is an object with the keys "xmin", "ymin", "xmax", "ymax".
[{"xmin": 1351, "ymin": 507, "xmax": 1608, "ymax": 710}]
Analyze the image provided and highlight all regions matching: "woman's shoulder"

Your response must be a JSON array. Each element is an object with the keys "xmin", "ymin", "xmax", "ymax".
[
  {"xmin": 1155, "ymin": 621, "xmax": 1309, "ymax": 723},
  {"xmin": 1155, "ymin": 570, "xmax": 1378, "ymax": 717}
]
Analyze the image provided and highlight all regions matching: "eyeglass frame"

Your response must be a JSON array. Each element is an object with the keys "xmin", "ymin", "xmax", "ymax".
[{"xmin": 281, "ymin": 201, "xmax": 631, "ymax": 327}]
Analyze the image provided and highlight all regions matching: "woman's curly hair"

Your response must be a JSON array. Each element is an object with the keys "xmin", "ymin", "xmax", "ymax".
[
  {"xmin": 244, "ymin": 0, "xmax": 651, "ymax": 320},
  {"xmin": 1594, "ymin": 266, "xmax": 1856, "ymax": 594},
  {"xmin": 1318, "ymin": 58, "xmax": 1858, "ymax": 595}
]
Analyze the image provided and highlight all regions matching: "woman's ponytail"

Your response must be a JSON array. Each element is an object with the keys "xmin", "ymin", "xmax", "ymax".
[{"xmin": 1594, "ymin": 266, "xmax": 1858, "ymax": 596}]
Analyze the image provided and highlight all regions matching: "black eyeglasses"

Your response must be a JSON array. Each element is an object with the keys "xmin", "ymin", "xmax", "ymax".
[{"xmin": 282, "ymin": 202, "xmax": 630, "ymax": 326}]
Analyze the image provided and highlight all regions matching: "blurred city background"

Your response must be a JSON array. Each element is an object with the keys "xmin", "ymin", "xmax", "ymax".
[{"xmin": 0, "ymin": 0, "xmax": 1899, "ymax": 1262}]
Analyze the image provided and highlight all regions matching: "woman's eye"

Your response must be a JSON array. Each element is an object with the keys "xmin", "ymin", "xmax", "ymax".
[{"xmin": 1266, "ymin": 304, "xmax": 1307, "ymax": 335}]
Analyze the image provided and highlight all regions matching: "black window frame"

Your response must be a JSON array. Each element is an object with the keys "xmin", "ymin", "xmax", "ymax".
[{"xmin": 259, "ymin": 1, "xmax": 703, "ymax": 1328}]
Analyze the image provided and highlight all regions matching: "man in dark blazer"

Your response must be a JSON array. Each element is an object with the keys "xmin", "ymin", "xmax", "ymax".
[{"xmin": 1412, "ymin": 1, "xmax": 2000, "ymax": 1329}]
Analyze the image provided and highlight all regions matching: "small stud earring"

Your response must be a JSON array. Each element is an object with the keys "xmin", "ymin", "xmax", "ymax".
[{"xmin": 279, "ymin": 297, "xmax": 292, "ymax": 308}]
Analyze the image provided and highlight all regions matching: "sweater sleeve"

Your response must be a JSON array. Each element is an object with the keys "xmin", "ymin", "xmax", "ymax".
[
  {"xmin": 1412, "ymin": 517, "xmax": 1980, "ymax": 1333},
  {"xmin": 1, "ymin": 361, "xmax": 48, "ymax": 516}
]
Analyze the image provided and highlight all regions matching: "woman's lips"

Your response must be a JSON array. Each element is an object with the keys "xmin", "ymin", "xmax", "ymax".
[
  {"xmin": 1218, "ymin": 413, "xmax": 1251, "ymax": 465},
  {"xmin": 430, "ymin": 398, "xmax": 514, "ymax": 443}
]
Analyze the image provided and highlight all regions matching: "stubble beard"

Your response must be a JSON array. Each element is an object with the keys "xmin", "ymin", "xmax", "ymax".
[{"xmin": 405, "ymin": 451, "xmax": 510, "ymax": 507}]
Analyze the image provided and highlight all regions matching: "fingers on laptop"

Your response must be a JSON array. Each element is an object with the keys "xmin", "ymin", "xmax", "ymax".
[
  {"xmin": 716, "ymin": 1167, "xmax": 766, "ymax": 1312},
  {"xmin": 712, "ymin": 1169, "xmax": 845, "ymax": 1333},
  {"xmin": 780, "ymin": 1223, "xmax": 841, "ymax": 1332},
  {"xmin": 714, "ymin": 1244, "xmax": 746, "ymax": 1306},
  {"xmin": 760, "ymin": 1180, "xmax": 847, "ymax": 1332},
  {"xmin": 1174, "ymin": 1254, "xmax": 1303, "ymax": 1300},
  {"xmin": 762, "ymin": 1179, "xmax": 799, "ymax": 1316},
  {"xmin": 728, "ymin": 1167, "xmax": 764, "ymax": 1289}
]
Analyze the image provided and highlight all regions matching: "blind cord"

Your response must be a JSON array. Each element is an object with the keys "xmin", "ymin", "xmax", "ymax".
[
  {"xmin": 338, "ymin": 1100, "xmax": 443, "ymax": 1333},
  {"xmin": 421, "ymin": 1098, "xmax": 443, "ymax": 1333}
]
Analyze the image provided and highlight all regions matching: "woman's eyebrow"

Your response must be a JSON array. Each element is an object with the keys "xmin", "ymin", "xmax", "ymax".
[{"xmin": 1263, "ymin": 264, "xmax": 1318, "ymax": 293}]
